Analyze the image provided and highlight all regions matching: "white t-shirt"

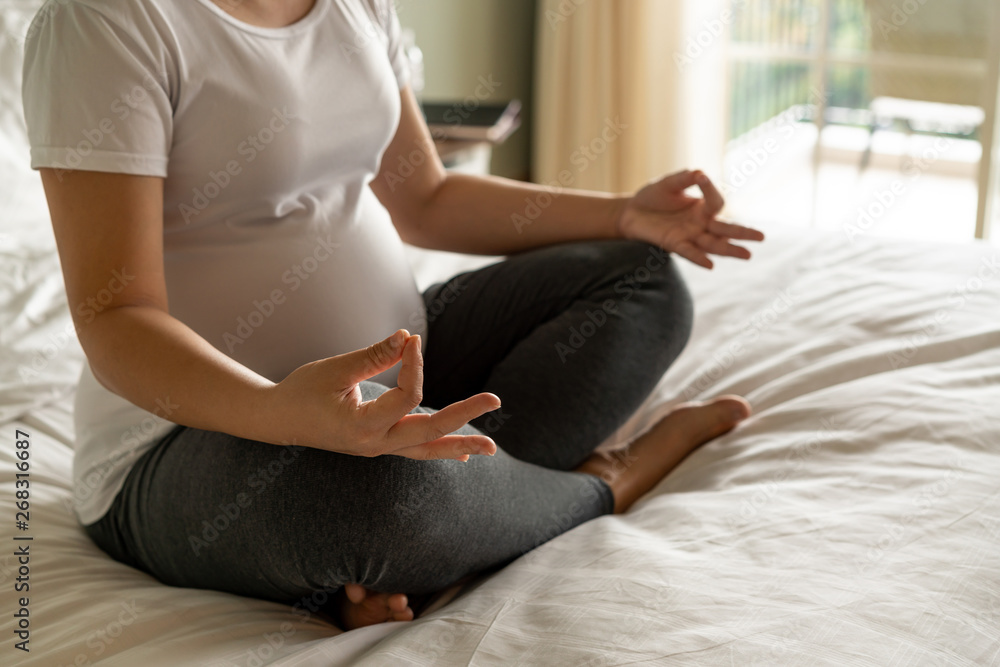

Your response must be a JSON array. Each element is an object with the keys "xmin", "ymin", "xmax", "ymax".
[{"xmin": 22, "ymin": 0, "xmax": 428, "ymax": 525}]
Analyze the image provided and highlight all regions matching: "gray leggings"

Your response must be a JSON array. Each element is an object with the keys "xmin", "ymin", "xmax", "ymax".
[{"xmin": 84, "ymin": 240, "xmax": 693, "ymax": 607}]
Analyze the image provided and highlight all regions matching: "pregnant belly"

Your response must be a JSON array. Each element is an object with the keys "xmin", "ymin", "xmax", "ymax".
[{"xmin": 163, "ymin": 207, "xmax": 427, "ymax": 385}]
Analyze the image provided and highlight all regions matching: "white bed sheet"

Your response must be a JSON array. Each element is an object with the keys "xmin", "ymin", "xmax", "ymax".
[
  {"xmin": 3, "ymin": 224, "xmax": 1000, "ymax": 666},
  {"xmin": 3, "ymin": 2, "xmax": 1000, "ymax": 663}
]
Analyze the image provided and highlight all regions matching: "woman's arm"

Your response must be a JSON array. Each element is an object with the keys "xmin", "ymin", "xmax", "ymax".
[
  {"xmin": 371, "ymin": 87, "xmax": 625, "ymax": 255},
  {"xmin": 40, "ymin": 169, "xmax": 499, "ymax": 460},
  {"xmin": 372, "ymin": 87, "xmax": 764, "ymax": 266}
]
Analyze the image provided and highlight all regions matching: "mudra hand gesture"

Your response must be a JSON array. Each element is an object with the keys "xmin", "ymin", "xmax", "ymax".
[{"xmin": 617, "ymin": 169, "xmax": 765, "ymax": 269}]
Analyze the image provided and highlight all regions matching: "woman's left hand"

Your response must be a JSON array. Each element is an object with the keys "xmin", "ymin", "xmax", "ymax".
[{"xmin": 617, "ymin": 169, "xmax": 765, "ymax": 269}]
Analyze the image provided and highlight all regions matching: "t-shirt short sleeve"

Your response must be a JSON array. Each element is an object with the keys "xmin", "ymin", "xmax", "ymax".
[
  {"xmin": 373, "ymin": 0, "xmax": 411, "ymax": 89},
  {"xmin": 22, "ymin": 1, "xmax": 173, "ymax": 177}
]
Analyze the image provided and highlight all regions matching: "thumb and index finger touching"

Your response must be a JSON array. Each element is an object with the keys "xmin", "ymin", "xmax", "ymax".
[
  {"xmin": 651, "ymin": 169, "xmax": 725, "ymax": 216},
  {"xmin": 343, "ymin": 329, "xmax": 502, "ymax": 456},
  {"xmin": 665, "ymin": 170, "xmax": 765, "ymax": 243}
]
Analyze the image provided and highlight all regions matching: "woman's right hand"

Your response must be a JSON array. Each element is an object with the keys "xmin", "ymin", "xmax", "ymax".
[{"xmin": 267, "ymin": 329, "xmax": 501, "ymax": 461}]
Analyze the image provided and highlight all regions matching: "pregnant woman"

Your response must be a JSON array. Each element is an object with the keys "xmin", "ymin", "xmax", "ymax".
[{"xmin": 23, "ymin": 0, "xmax": 763, "ymax": 629}]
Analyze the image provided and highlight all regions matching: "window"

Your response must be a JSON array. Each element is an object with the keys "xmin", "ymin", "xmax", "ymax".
[{"xmin": 723, "ymin": 0, "xmax": 999, "ymax": 243}]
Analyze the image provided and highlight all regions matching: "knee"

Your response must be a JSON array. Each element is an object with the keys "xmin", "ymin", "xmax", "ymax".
[
  {"xmin": 602, "ymin": 241, "xmax": 693, "ymax": 338},
  {"xmin": 354, "ymin": 457, "xmax": 471, "ymax": 546},
  {"xmin": 351, "ymin": 460, "xmax": 479, "ymax": 591},
  {"xmin": 646, "ymin": 252, "xmax": 694, "ymax": 341},
  {"xmin": 593, "ymin": 239, "xmax": 689, "ymax": 294}
]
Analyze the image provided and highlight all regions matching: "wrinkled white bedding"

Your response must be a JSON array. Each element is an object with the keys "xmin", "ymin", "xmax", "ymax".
[
  {"xmin": 4, "ymin": 214, "xmax": 1000, "ymax": 666},
  {"xmin": 3, "ymin": 2, "xmax": 1000, "ymax": 664}
]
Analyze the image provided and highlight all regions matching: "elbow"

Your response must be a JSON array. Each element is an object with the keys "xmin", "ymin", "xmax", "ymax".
[
  {"xmin": 386, "ymin": 193, "xmax": 443, "ymax": 248},
  {"xmin": 392, "ymin": 215, "xmax": 436, "ymax": 248},
  {"xmin": 72, "ymin": 301, "xmax": 164, "ymax": 373},
  {"xmin": 374, "ymin": 165, "xmax": 451, "ymax": 249}
]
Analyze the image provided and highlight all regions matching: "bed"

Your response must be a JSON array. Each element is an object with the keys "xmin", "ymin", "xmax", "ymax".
[{"xmin": 3, "ymin": 4, "xmax": 1000, "ymax": 666}]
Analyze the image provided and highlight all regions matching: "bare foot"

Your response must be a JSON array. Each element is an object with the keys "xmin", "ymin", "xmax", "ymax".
[
  {"xmin": 336, "ymin": 583, "xmax": 414, "ymax": 630},
  {"xmin": 576, "ymin": 395, "xmax": 751, "ymax": 513}
]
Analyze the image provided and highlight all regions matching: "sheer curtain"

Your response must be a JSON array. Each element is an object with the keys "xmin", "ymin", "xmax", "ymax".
[{"xmin": 532, "ymin": 0, "xmax": 727, "ymax": 193}]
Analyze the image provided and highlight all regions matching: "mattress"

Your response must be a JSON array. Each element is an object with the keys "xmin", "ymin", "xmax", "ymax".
[{"xmin": 3, "ymin": 4, "xmax": 1000, "ymax": 665}]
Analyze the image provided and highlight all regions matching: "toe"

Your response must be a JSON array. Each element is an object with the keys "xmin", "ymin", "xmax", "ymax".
[
  {"xmin": 716, "ymin": 395, "xmax": 752, "ymax": 420},
  {"xmin": 344, "ymin": 583, "xmax": 367, "ymax": 604},
  {"xmin": 388, "ymin": 593, "xmax": 409, "ymax": 613},
  {"xmin": 392, "ymin": 607, "xmax": 415, "ymax": 622},
  {"xmin": 684, "ymin": 396, "xmax": 752, "ymax": 441},
  {"xmin": 338, "ymin": 587, "xmax": 415, "ymax": 628}
]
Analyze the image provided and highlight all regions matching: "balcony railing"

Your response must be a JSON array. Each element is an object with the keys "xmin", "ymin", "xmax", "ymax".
[{"xmin": 724, "ymin": 0, "xmax": 1000, "ymax": 239}]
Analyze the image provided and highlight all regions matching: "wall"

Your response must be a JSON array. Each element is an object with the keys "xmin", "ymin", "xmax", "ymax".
[{"xmin": 395, "ymin": 0, "xmax": 535, "ymax": 180}]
